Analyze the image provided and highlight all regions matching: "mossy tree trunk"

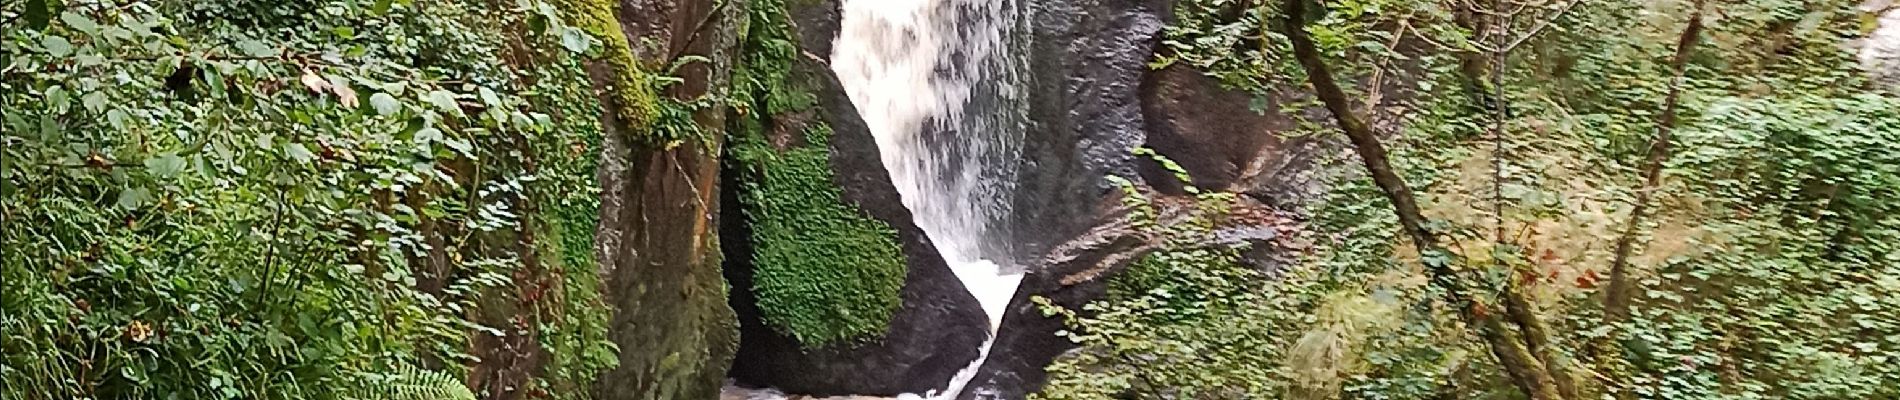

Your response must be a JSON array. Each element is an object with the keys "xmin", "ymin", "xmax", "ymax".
[{"xmin": 558, "ymin": 0, "xmax": 747, "ymax": 398}]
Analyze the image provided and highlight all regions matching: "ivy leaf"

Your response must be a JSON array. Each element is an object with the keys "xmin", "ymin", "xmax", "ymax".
[
  {"xmin": 145, "ymin": 153, "xmax": 187, "ymax": 178},
  {"xmin": 116, "ymin": 187, "xmax": 152, "ymax": 210},
  {"xmin": 236, "ymin": 39, "xmax": 275, "ymax": 57},
  {"xmin": 204, "ymin": 68, "xmax": 225, "ymax": 98},
  {"xmin": 81, "ymin": 91, "xmax": 108, "ymax": 113},
  {"xmin": 24, "ymin": 0, "xmax": 51, "ymax": 30},
  {"xmin": 414, "ymin": 126, "xmax": 443, "ymax": 145},
  {"xmin": 559, "ymin": 27, "xmax": 591, "ymax": 54},
  {"xmin": 46, "ymin": 86, "xmax": 69, "ymax": 111},
  {"xmin": 441, "ymin": 138, "xmax": 474, "ymax": 157},
  {"xmin": 59, "ymin": 11, "xmax": 97, "ymax": 34},
  {"xmin": 526, "ymin": 12, "xmax": 549, "ymax": 34},
  {"xmin": 284, "ymin": 142, "xmax": 316, "ymax": 163},
  {"xmin": 370, "ymin": 92, "xmax": 401, "ymax": 116},
  {"xmin": 425, "ymin": 90, "xmax": 461, "ymax": 115},
  {"xmin": 478, "ymin": 87, "xmax": 501, "ymax": 108},
  {"xmin": 1247, "ymin": 96, "xmax": 1270, "ymax": 115},
  {"xmin": 328, "ymin": 75, "xmax": 359, "ymax": 108},
  {"xmin": 3, "ymin": 112, "xmax": 25, "ymax": 134},
  {"xmin": 38, "ymin": 115, "xmax": 60, "ymax": 140},
  {"xmin": 42, "ymin": 35, "xmax": 73, "ymax": 57}
]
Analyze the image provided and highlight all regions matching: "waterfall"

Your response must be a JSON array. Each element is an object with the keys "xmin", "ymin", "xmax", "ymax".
[{"xmin": 832, "ymin": 0, "xmax": 1027, "ymax": 398}]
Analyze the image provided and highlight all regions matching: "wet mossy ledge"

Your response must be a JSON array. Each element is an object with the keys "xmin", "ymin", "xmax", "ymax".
[{"xmin": 726, "ymin": 0, "xmax": 908, "ymax": 347}]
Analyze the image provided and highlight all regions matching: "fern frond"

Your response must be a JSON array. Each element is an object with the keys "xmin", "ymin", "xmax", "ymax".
[{"xmin": 349, "ymin": 363, "xmax": 477, "ymax": 400}]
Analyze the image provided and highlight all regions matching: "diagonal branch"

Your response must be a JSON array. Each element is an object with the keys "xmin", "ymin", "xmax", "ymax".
[{"xmin": 1602, "ymin": 0, "xmax": 1711, "ymax": 325}]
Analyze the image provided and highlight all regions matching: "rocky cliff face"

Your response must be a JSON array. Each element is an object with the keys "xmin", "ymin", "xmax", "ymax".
[
  {"xmin": 959, "ymin": 0, "xmax": 1369, "ymax": 397},
  {"xmin": 1007, "ymin": 0, "xmax": 1170, "ymax": 262}
]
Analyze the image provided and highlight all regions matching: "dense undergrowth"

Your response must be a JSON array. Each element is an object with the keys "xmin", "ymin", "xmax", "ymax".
[
  {"xmin": 1, "ymin": 0, "xmax": 615, "ymax": 398},
  {"xmin": 1040, "ymin": 0, "xmax": 1900, "ymax": 399}
]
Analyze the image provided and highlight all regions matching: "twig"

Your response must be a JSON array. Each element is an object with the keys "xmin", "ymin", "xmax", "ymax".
[
  {"xmin": 1401, "ymin": 20, "xmax": 1468, "ymax": 53},
  {"xmin": 1491, "ymin": 0, "xmax": 1515, "ymax": 245},
  {"xmin": 252, "ymin": 188, "xmax": 289, "ymax": 308},
  {"xmin": 1503, "ymin": 0, "xmax": 1588, "ymax": 52}
]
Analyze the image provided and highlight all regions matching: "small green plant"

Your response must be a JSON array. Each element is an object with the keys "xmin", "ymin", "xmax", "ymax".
[{"xmin": 352, "ymin": 364, "xmax": 477, "ymax": 400}]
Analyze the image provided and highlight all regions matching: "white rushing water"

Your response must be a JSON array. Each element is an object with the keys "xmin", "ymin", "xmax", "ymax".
[
  {"xmin": 832, "ymin": 0, "xmax": 1026, "ymax": 398},
  {"xmin": 1863, "ymin": 2, "xmax": 1900, "ymax": 85}
]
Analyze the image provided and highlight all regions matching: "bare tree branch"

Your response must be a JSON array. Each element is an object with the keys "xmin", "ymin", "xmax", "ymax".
[
  {"xmin": 1503, "ymin": 0, "xmax": 1588, "ymax": 52},
  {"xmin": 1603, "ymin": 0, "xmax": 1711, "ymax": 324}
]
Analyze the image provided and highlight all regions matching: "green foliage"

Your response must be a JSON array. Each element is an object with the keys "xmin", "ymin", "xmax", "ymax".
[
  {"xmin": 517, "ymin": 34, "xmax": 621, "ymax": 400},
  {"xmin": 722, "ymin": 0, "xmax": 906, "ymax": 347},
  {"xmin": 1044, "ymin": 0, "xmax": 1900, "ymax": 399},
  {"xmin": 1036, "ymin": 246, "xmax": 1296, "ymax": 400},
  {"xmin": 548, "ymin": 0, "xmax": 713, "ymax": 147},
  {"xmin": 1606, "ymin": 93, "xmax": 1900, "ymax": 400},
  {"xmin": 1, "ymin": 0, "xmax": 615, "ymax": 398},
  {"xmin": 730, "ymin": 124, "xmax": 907, "ymax": 346}
]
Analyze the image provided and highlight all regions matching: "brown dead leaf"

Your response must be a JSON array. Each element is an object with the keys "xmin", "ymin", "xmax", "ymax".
[
  {"xmin": 299, "ymin": 70, "xmax": 330, "ymax": 93},
  {"xmin": 333, "ymin": 81, "xmax": 358, "ymax": 108}
]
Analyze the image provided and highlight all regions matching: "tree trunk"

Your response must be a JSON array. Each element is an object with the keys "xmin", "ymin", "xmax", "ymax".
[
  {"xmin": 560, "ymin": 0, "xmax": 745, "ymax": 399},
  {"xmin": 1453, "ymin": 2, "xmax": 1582, "ymax": 396}
]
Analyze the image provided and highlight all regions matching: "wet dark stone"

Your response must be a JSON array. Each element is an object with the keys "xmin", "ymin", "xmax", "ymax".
[
  {"xmin": 1007, "ymin": 0, "xmax": 1169, "ymax": 263},
  {"xmin": 1137, "ymin": 65, "xmax": 1333, "ymax": 204},
  {"xmin": 961, "ymin": 0, "xmax": 1171, "ymax": 398}
]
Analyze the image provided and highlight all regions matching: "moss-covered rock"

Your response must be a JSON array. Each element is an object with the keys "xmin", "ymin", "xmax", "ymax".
[
  {"xmin": 731, "ymin": 122, "xmax": 908, "ymax": 345},
  {"xmin": 727, "ymin": 0, "xmax": 907, "ymax": 346}
]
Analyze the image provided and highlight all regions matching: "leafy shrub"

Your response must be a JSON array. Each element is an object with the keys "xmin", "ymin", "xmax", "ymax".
[{"xmin": 1, "ymin": 0, "xmax": 615, "ymax": 398}]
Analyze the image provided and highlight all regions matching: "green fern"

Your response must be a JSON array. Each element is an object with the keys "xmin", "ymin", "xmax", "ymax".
[{"xmin": 350, "ymin": 363, "xmax": 477, "ymax": 400}]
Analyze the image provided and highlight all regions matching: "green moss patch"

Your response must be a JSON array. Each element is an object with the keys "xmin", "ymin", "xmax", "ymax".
[{"xmin": 733, "ymin": 123, "xmax": 907, "ymax": 346}]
